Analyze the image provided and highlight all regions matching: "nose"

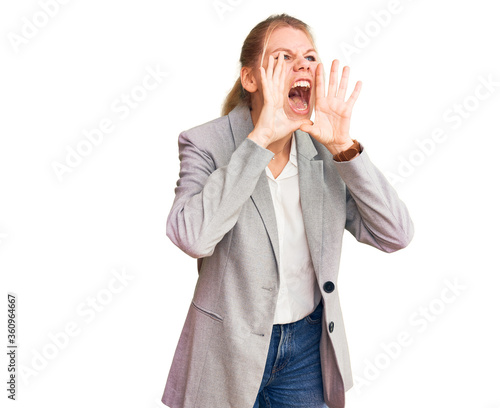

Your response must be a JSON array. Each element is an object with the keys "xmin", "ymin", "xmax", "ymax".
[{"xmin": 294, "ymin": 56, "xmax": 311, "ymax": 72}]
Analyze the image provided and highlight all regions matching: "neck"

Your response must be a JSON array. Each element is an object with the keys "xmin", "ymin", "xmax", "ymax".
[{"xmin": 270, "ymin": 135, "xmax": 292, "ymax": 161}]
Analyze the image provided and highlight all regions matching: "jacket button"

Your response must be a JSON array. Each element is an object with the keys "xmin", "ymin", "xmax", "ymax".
[
  {"xmin": 329, "ymin": 321, "xmax": 334, "ymax": 333},
  {"xmin": 323, "ymin": 281, "xmax": 335, "ymax": 293}
]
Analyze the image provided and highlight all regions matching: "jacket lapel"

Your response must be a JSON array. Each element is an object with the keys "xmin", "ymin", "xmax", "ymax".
[
  {"xmin": 250, "ymin": 174, "xmax": 281, "ymax": 271},
  {"xmin": 295, "ymin": 129, "xmax": 324, "ymax": 279},
  {"xmin": 228, "ymin": 105, "xmax": 281, "ymax": 270}
]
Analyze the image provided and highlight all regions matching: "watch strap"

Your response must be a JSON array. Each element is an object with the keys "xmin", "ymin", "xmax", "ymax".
[{"xmin": 333, "ymin": 139, "xmax": 361, "ymax": 162}]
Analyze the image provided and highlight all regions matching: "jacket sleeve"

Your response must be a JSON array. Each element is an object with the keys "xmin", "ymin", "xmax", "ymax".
[
  {"xmin": 166, "ymin": 132, "xmax": 274, "ymax": 258},
  {"xmin": 333, "ymin": 147, "xmax": 414, "ymax": 253}
]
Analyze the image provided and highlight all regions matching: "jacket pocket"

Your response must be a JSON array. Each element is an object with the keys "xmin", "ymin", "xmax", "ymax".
[{"xmin": 191, "ymin": 301, "xmax": 224, "ymax": 323}]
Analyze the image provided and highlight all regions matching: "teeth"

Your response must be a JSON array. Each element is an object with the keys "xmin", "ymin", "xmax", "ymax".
[{"xmin": 292, "ymin": 81, "xmax": 310, "ymax": 89}]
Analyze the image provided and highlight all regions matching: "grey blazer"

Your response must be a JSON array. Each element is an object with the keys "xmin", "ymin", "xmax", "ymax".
[{"xmin": 161, "ymin": 104, "xmax": 414, "ymax": 408}]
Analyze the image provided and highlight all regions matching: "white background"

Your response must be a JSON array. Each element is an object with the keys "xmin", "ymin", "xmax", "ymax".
[{"xmin": 1, "ymin": 0, "xmax": 499, "ymax": 407}]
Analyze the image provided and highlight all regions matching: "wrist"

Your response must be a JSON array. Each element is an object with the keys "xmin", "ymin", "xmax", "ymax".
[
  {"xmin": 247, "ymin": 129, "xmax": 272, "ymax": 148},
  {"xmin": 325, "ymin": 139, "xmax": 354, "ymax": 156},
  {"xmin": 332, "ymin": 139, "xmax": 362, "ymax": 162}
]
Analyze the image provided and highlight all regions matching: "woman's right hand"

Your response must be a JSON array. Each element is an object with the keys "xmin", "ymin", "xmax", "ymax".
[{"xmin": 248, "ymin": 53, "xmax": 312, "ymax": 148}]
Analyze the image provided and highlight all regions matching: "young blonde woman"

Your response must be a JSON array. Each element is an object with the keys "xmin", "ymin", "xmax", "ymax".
[{"xmin": 161, "ymin": 14, "xmax": 413, "ymax": 408}]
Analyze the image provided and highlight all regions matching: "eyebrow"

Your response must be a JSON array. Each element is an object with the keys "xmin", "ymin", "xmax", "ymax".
[{"xmin": 270, "ymin": 47, "xmax": 317, "ymax": 55}]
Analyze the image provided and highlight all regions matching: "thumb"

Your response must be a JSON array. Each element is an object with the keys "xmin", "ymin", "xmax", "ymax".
[
  {"xmin": 285, "ymin": 119, "xmax": 313, "ymax": 135},
  {"xmin": 299, "ymin": 120, "xmax": 317, "ymax": 135}
]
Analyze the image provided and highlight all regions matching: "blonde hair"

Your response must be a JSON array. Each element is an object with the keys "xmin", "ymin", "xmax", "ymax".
[{"xmin": 221, "ymin": 14, "xmax": 316, "ymax": 116}]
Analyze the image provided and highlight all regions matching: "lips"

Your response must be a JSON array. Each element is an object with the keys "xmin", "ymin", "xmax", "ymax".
[{"xmin": 288, "ymin": 79, "xmax": 311, "ymax": 114}]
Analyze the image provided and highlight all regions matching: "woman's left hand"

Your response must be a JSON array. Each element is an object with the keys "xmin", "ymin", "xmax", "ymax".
[{"xmin": 300, "ymin": 59, "xmax": 362, "ymax": 155}]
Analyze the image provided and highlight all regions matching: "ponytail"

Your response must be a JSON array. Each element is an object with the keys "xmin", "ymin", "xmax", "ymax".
[{"xmin": 221, "ymin": 78, "xmax": 250, "ymax": 116}]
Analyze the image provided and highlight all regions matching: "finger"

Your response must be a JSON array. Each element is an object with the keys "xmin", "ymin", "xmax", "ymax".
[
  {"xmin": 346, "ymin": 80, "xmax": 362, "ymax": 108},
  {"xmin": 271, "ymin": 53, "xmax": 279, "ymax": 84},
  {"xmin": 260, "ymin": 66, "xmax": 270, "ymax": 99},
  {"xmin": 274, "ymin": 52, "xmax": 284, "ymax": 78},
  {"xmin": 267, "ymin": 55, "xmax": 274, "ymax": 85},
  {"xmin": 298, "ymin": 120, "xmax": 318, "ymax": 136},
  {"xmin": 328, "ymin": 59, "xmax": 339, "ymax": 99},
  {"xmin": 278, "ymin": 53, "xmax": 287, "ymax": 98},
  {"xmin": 337, "ymin": 65, "xmax": 350, "ymax": 101},
  {"xmin": 315, "ymin": 62, "xmax": 325, "ymax": 100},
  {"xmin": 274, "ymin": 52, "xmax": 284, "ymax": 95}
]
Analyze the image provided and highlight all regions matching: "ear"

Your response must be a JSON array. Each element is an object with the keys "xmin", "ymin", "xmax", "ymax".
[{"xmin": 241, "ymin": 66, "xmax": 258, "ymax": 93}]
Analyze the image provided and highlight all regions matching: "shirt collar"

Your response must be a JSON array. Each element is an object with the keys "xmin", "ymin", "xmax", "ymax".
[{"xmin": 289, "ymin": 132, "xmax": 298, "ymax": 167}]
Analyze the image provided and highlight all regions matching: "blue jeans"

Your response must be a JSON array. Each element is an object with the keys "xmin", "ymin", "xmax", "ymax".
[{"xmin": 253, "ymin": 302, "xmax": 328, "ymax": 408}]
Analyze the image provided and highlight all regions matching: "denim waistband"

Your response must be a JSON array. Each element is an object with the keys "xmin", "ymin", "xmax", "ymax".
[{"xmin": 272, "ymin": 300, "xmax": 323, "ymax": 329}]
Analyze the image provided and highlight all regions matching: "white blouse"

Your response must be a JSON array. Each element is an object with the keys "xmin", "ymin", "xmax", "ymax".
[{"xmin": 265, "ymin": 132, "xmax": 322, "ymax": 324}]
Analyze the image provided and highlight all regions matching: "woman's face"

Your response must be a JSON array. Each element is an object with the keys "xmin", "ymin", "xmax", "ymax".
[{"xmin": 250, "ymin": 26, "xmax": 319, "ymax": 121}]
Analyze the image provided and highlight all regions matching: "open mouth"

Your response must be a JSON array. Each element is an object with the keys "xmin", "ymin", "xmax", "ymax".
[{"xmin": 288, "ymin": 80, "xmax": 311, "ymax": 114}]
